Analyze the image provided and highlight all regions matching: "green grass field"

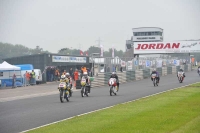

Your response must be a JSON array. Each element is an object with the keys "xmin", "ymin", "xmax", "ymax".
[{"xmin": 27, "ymin": 83, "xmax": 200, "ymax": 133}]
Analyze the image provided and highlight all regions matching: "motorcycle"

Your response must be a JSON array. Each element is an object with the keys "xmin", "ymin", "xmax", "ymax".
[
  {"xmin": 80, "ymin": 78, "xmax": 90, "ymax": 97},
  {"xmin": 108, "ymin": 78, "xmax": 118, "ymax": 96},
  {"xmin": 178, "ymin": 71, "xmax": 184, "ymax": 83},
  {"xmin": 58, "ymin": 81, "xmax": 71, "ymax": 103},
  {"xmin": 151, "ymin": 74, "xmax": 158, "ymax": 87}
]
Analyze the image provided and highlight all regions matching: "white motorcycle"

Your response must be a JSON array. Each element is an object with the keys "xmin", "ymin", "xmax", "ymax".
[
  {"xmin": 151, "ymin": 74, "xmax": 158, "ymax": 87},
  {"xmin": 80, "ymin": 78, "xmax": 90, "ymax": 97},
  {"xmin": 58, "ymin": 82, "xmax": 71, "ymax": 103},
  {"xmin": 178, "ymin": 71, "xmax": 184, "ymax": 83}
]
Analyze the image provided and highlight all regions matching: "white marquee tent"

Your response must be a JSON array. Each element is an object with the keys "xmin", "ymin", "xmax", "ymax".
[{"xmin": 0, "ymin": 61, "xmax": 20, "ymax": 71}]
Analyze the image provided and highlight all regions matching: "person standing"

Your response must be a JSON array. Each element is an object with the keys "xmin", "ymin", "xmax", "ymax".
[
  {"xmin": 12, "ymin": 73, "xmax": 16, "ymax": 88},
  {"xmin": 31, "ymin": 70, "xmax": 36, "ymax": 85},
  {"xmin": 120, "ymin": 66, "xmax": 123, "ymax": 72},
  {"xmin": 73, "ymin": 69, "xmax": 79, "ymax": 88},
  {"xmin": 26, "ymin": 72, "xmax": 30, "ymax": 86},
  {"xmin": 69, "ymin": 68, "xmax": 73, "ymax": 77}
]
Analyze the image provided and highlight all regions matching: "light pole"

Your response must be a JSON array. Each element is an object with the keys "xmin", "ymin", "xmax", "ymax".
[{"xmin": 90, "ymin": 53, "xmax": 100, "ymax": 76}]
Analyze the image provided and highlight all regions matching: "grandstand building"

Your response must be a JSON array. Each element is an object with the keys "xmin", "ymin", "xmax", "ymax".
[{"xmin": 124, "ymin": 27, "xmax": 163, "ymax": 57}]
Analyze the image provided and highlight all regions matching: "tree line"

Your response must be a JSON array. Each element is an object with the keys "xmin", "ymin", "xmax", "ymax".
[{"xmin": 0, "ymin": 42, "xmax": 125, "ymax": 63}]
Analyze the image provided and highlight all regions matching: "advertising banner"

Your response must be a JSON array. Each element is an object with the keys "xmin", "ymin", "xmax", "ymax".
[
  {"xmin": 134, "ymin": 41, "xmax": 200, "ymax": 54},
  {"xmin": 134, "ymin": 60, "xmax": 138, "ymax": 66},
  {"xmin": 52, "ymin": 56, "xmax": 86, "ymax": 63},
  {"xmin": 156, "ymin": 60, "xmax": 163, "ymax": 67},
  {"xmin": 173, "ymin": 60, "xmax": 180, "ymax": 66},
  {"xmin": 146, "ymin": 60, "xmax": 150, "ymax": 67},
  {"xmin": 127, "ymin": 61, "xmax": 133, "ymax": 70},
  {"xmin": 121, "ymin": 60, "xmax": 126, "ymax": 67}
]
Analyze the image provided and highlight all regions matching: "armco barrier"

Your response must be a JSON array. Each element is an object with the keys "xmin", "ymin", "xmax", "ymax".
[
  {"xmin": 184, "ymin": 65, "xmax": 188, "ymax": 72},
  {"xmin": 162, "ymin": 67, "xmax": 167, "ymax": 76},
  {"xmin": 172, "ymin": 66, "xmax": 176, "ymax": 74},
  {"xmin": 135, "ymin": 70, "xmax": 143, "ymax": 80},
  {"xmin": 143, "ymin": 69, "xmax": 150, "ymax": 79},
  {"xmin": 126, "ymin": 71, "xmax": 132, "ymax": 82},
  {"xmin": 90, "ymin": 64, "xmax": 192, "ymax": 88},
  {"xmin": 118, "ymin": 72, "xmax": 126, "ymax": 83},
  {"xmin": 156, "ymin": 67, "xmax": 162, "ymax": 76},
  {"xmin": 167, "ymin": 66, "xmax": 172, "ymax": 74}
]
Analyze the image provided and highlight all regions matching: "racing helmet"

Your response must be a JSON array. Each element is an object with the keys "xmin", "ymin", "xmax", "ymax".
[
  {"xmin": 83, "ymin": 72, "xmax": 88, "ymax": 78},
  {"xmin": 61, "ymin": 75, "xmax": 66, "ymax": 80},
  {"xmin": 66, "ymin": 72, "xmax": 70, "ymax": 78},
  {"xmin": 112, "ymin": 72, "xmax": 116, "ymax": 76}
]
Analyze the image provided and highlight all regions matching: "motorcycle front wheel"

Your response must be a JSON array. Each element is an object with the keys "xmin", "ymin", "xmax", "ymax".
[
  {"xmin": 179, "ymin": 77, "xmax": 182, "ymax": 83},
  {"xmin": 66, "ymin": 91, "xmax": 69, "ymax": 102},
  {"xmin": 153, "ymin": 79, "xmax": 156, "ymax": 87},
  {"xmin": 110, "ymin": 86, "xmax": 113, "ymax": 96},
  {"xmin": 81, "ymin": 87, "xmax": 85, "ymax": 97},
  {"xmin": 60, "ymin": 90, "xmax": 64, "ymax": 103}
]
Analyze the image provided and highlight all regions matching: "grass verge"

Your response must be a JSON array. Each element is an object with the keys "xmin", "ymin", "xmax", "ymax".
[{"xmin": 27, "ymin": 83, "xmax": 200, "ymax": 133}]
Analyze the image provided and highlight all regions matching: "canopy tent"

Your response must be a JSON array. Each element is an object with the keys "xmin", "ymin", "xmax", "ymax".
[
  {"xmin": 0, "ymin": 61, "xmax": 23, "ymax": 87},
  {"xmin": 0, "ymin": 61, "xmax": 21, "ymax": 71}
]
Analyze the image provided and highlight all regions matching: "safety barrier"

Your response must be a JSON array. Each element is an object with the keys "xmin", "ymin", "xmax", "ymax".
[{"xmin": 89, "ymin": 64, "xmax": 192, "ymax": 88}]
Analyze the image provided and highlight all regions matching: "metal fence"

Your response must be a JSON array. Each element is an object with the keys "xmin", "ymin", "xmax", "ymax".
[{"xmin": 92, "ymin": 56, "xmax": 190, "ymax": 73}]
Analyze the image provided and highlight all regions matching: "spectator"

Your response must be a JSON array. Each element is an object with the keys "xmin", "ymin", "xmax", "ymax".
[
  {"xmin": 50, "ymin": 68, "xmax": 54, "ymax": 82},
  {"xmin": 26, "ymin": 72, "xmax": 31, "ymax": 86},
  {"xmin": 90, "ymin": 67, "xmax": 93, "ymax": 77},
  {"xmin": 73, "ymin": 69, "xmax": 79, "ymax": 87},
  {"xmin": 120, "ymin": 66, "xmax": 123, "ymax": 72},
  {"xmin": 69, "ymin": 68, "xmax": 73, "ymax": 77},
  {"xmin": 31, "ymin": 70, "xmax": 36, "ymax": 85},
  {"xmin": 12, "ymin": 73, "xmax": 16, "ymax": 88},
  {"xmin": 47, "ymin": 68, "xmax": 50, "ymax": 81},
  {"xmin": 54, "ymin": 69, "xmax": 59, "ymax": 82},
  {"xmin": 87, "ymin": 68, "xmax": 90, "ymax": 76}
]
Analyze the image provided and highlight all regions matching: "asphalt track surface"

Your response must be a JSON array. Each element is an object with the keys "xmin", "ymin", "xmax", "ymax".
[{"xmin": 0, "ymin": 70, "xmax": 199, "ymax": 133}]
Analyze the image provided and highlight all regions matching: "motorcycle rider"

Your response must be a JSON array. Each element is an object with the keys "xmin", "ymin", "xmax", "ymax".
[
  {"xmin": 58, "ymin": 74, "xmax": 68, "ymax": 89},
  {"xmin": 109, "ymin": 72, "xmax": 119, "ymax": 92},
  {"xmin": 177, "ymin": 68, "xmax": 186, "ymax": 78},
  {"xmin": 197, "ymin": 66, "xmax": 200, "ymax": 74},
  {"xmin": 81, "ymin": 72, "xmax": 91, "ymax": 93},
  {"xmin": 65, "ymin": 72, "xmax": 73, "ymax": 96},
  {"xmin": 150, "ymin": 69, "xmax": 160, "ymax": 83}
]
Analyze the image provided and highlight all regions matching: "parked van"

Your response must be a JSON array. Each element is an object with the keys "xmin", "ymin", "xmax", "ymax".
[{"xmin": 34, "ymin": 69, "xmax": 42, "ymax": 84}]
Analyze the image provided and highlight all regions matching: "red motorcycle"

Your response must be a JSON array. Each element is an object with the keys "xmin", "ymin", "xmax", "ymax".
[{"xmin": 108, "ymin": 78, "xmax": 118, "ymax": 96}]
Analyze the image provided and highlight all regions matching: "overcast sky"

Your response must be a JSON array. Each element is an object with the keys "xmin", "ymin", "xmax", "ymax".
[{"xmin": 0, "ymin": 0, "xmax": 200, "ymax": 53}]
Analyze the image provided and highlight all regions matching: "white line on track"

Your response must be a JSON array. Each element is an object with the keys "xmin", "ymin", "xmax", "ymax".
[
  {"xmin": 0, "ymin": 89, "xmax": 78, "ymax": 102},
  {"xmin": 20, "ymin": 82, "xmax": 200, "ymax": 133}
]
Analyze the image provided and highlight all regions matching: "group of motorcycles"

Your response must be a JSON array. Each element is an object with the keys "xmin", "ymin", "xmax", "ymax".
[
  {"xmin": 57, "ymin": 77, "xmax": 119, "ymax": 103},
  {"xmin": 57, "ymin": 69, "xmax": 195, "ymax": 102},
  {"xmin": 151, "ymin": 71, "xmax": 186, "ymax": 87},
  {"xmin": 57, "ymin": 77, "xmax": 92, "ymax": 103}
]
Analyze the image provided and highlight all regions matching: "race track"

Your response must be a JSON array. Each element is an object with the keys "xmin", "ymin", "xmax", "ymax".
[{"xmin": 0, "ymin": 70, "xmax": 199, "ymax": 133}]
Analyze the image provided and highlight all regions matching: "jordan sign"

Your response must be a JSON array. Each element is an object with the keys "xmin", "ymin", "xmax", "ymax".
[{"xmin": 134, "ymin": 41, "xmax": 200, "ymax": 54}]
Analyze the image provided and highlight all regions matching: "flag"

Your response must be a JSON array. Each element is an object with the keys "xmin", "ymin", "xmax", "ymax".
[
  {"xmin": 112, "ymin": 45, "xmax": 114, "ymax": 58},
  {"xmin": 80, "ymin": 50, "xmax": 83, "ymax": 56},
  {"xmin": 100, "ymin": 44, "xmax": 103, "ymax": 57},
  {"xmin": 85, "ymin": 51, "xmax": 88, "ymax": 56}
]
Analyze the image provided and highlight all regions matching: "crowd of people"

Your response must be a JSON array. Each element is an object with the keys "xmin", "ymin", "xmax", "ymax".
[
  {"xmin": 45, "ymin": 66, "xmax": 93, "ymax": 87},
  {"xmin": 11, "ymin": 70, "xmax": 36, "ymax": 88}
]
